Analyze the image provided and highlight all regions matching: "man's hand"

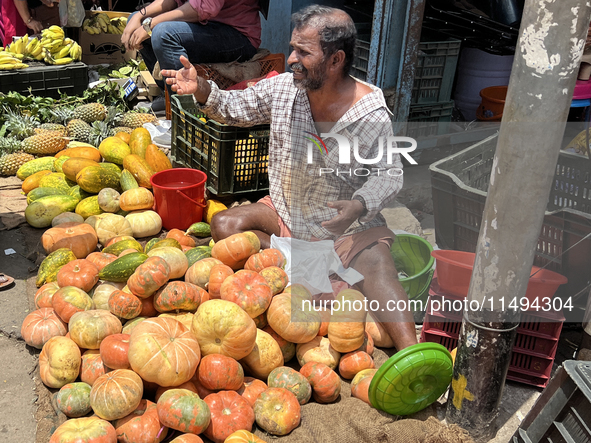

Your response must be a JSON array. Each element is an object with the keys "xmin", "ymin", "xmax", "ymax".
[
  {"xmin": 162, "ymin": 55, "xmax": 199, "ymax": 95},
  {"xmin": 321, "ymin": 200, "xmax": 365, "ymax": 237},
  {"xmin": 128, "ymin": 26, "xmax": 150, "ymax": 51},
  {"xmin": 27, "ymin": 19, "xmax": 43, "ymax": 34},
  {"xmin": 121, "ymin": 14, "xmax": 142, "ymax": 51}
]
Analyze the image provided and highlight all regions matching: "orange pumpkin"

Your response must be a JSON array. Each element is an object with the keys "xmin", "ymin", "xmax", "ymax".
[
  {"xmin": 99, "ymin": 333, "xmax": 130, "ymax": 370},
  {"xmin": 86, "ymin": 252, "xmax": 118, "ymax": 271},
  {"xmin": 56, "ymin": 259, "xmax": 99, "ymax": 293},
  {"xmin": 55, "ymin": 382, "xmax": 93, "ymax": 418},
  {"xmin": 68, "ymin": 310, "xmax": 123, "ymax": 349},
  {"xmin": 328, "ymin": 289, "xmax": 367, "ymax": 353},
  {"xmin": 317, "ymin": 308, "xmax": 330, "ymax": 337},
  {"xmin": 224, "ymin": 430, "xmax": 267, "ymax": 443},
  {"xmin": 80, "ymin": 350, "xmax": 110, "ymax": 386},
  {"xmin": 105, "ymin": 235, "xmax": 135, "ymax": 248},
  {"xmin": 350, "ymin": 368, "xmax": 377, "ymax": 404},
  {"xmin": 208, "ymin": 264, "xmax": 234, "ymax": 299},
  {"xmin": 211, "ymin": 231, "xmax": 260, "ymax": 270},
  {"xmin": 52, "ymin": 286, "xmax": 93, "ymax": 323},
  {"xmin": 355, "ymin": 331, "xmax": 375, "ymax": 356},
  {"xmin": 253, "ymin": 388, "xmax": 301, "ymax": 436},
  {"xmin": 253, "ymin": 312, "xmax": 267, "ymax": 329},
  {"xmin": 338, "ymin": 350, "xmax": 375, "ymax": 379},
  {"xmin": 365, "ymin": 313, "xmax": 395, "ymax": 348},
  {"xmin": 262, "ymin": 325, "xmax": 296, "ymax": 363},
  {"xmin": 166, "ymin": 228, "xmax": 196, "ymax": 248},
  {"xmin": 41, "ymin": 222, "xmax": 98, "ymax": 259},
  {"xmin": 21, "ymin": 308, "xmax": 67, "ymax": 349},
  {"xmin": 220, "ymin": 270, "xmax": 272, "ymax": 318},
  {"xmin": 295, "ymin": 336, "xmax": 340, "ymax": 370},
  {"xmin": 119, "ymin": 188, "xmax": 155, "ymax": 212},
  {"xmin": 204, "ymin": 391, "xmax": 255, "ymax": 443},
  {"xmin": 153, "ymin": 281, "xmax": 205, "ymax": 313},
  {"xmin": 155, "ymin": 381, "xmax": 198, "ymax": 402},
  {"xmin": 266, "ymin": 292, "xmax": 321, "ymax": 344},
  {"xmin": 300, "ymin": 361, "xmax": 341, "ymax": 404},
  {"xmin": 191, "ymin": 299, "xmax": 257, "ymax": 360},
  {"xmin": 190, "ymin": 374, "xmax": 214, "ymax": 399},
  {"xmin": 39, "ymin": 336, "xmax": 81, "ymax": 388},
  {"xmin": 259, "ymin": 266, "xmax": 289, "ymax": 295},
  {"xmin": 244, "ymin": 249, "xmax": 285, "ymax": 272},
  {"xmin": 114, "ymin": 399, "xmax": 167, "ymax": 443},
  {"xmin": 240, "ymin": 329, "xmax": 284, "ymax": 380},
  {"xmin": 127, "ymin": 256, "xmax": 171, "ymax": 298},
  {"xmin": 139, "ymin": 295, "xmax": 158, "ymax": 317},
  {"xmin": 146, "ymin": 143, "xmax": 172, "ymax": 173},
  {"xmin": 109, "ymin": 290, "xmax": 142, "ymax": 319},
  {"xmin": 34, "ymin": 282, "xmax": 60, "ymax": 309},
  {"xmin": 128, "ymin": 317, "xmax": 201, "ymax": 387},
  {"xmin": 156, "ymin": 389, "xmax": 211, "ymax": 434},
  {"xmin": 169, "ymin": 435, "xmax": 204, "ymax": 443},
  {"xmin": 90, "ymin": 369, "xmax": 144, "ymax": 421},
  {"xmin": 198, "ymin": 354, "xmax": 244, "ymax": 391},
  {"xmin": 49, "ymin": 417, "xmax": 116, "ymax": 443},
  {"xmin": 237, "ymin": 377, "xmax": 268, "ymax": 408},
  {"xmin": 185, "ymin": 257, "xmax": 223, "ymax": 289}
]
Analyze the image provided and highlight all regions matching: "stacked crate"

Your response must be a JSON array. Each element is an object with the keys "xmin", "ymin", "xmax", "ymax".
[{"xmin": 420, "ymin": 277, "xmax": 564, "ymax": 388}]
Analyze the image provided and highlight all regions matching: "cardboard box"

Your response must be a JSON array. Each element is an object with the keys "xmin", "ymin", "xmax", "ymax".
[{"xmin": 80, "ymin": 11, "xmax": 137, "ymax": 65}]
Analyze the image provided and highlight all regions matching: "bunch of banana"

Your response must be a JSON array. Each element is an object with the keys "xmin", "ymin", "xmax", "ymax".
[
  {"xmin": 108, "ymin": 17, "xmax": 127, "ymax": 34},
  {"xmin": 25, "ymin": 37, "xmax": 44, "ymax": 60},
  {"xmin": 6, "ymin": 34, "xmax": 29, "ymax": 56},
  {"xmin": 0, "ymin": 52, "xmax": 28, "ymax": 70},
  {"xmin": 41, "ymin": 26, "xmax": 65, "ymax": 41},
  {"xmin": 82, "ymin": 12, "xmax": 112, "ymax": 34}
]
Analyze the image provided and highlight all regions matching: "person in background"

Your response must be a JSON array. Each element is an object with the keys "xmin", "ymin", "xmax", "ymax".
[
  {"xmin": 2, "ymin": 0, "xmax": 59, "ymax": 46},
  {"xmin": 120, "ymin": 0, "xmax": 262, "ymax": 111}
]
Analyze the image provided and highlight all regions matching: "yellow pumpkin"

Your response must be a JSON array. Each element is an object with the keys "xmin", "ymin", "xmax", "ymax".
[
  {"xmin": 365, "ymin": 313, "xmax": 395, "ymax": 348},
  {"xmin": 94, "ymin": 213, "xmax": 134, "ymax": 246},
  {"xmin": 119, "ymin": 187, "xmax": 155, "ymax": 212},
  {"xmin": 147, "ymin": 246, "xmax": 188, "ymax": 279},
  {"xmin": 158, "ymin": 312, "xmax": 194, "ymax": 330},
  {"xmin": 266, "ymin": 292, "xmax": 321, "ymax": 344},
  {"xmin": 204, "ymin": 200, "xmax": 227, "ymax": 225},
  {"xmin": 68, "ymin": 310, "xmax": 123, "ymax": 349},
  {"xmin": 240, "ymin": 329, "xmax": 284, "ymax": 379},
  {"xmin": 328, "ymin": 289, "xmax": 366, "ymax": 353},
  {"xmin": 125, "ymin": 210, "xmax": 162, "ymax": 238},
  {"xmin": 39, "ymin": 336, "xmax": 81, "ymax": 388},
  {"xmin": 191, "ymin": 299, "xmax": 257, "ymax": 360}
]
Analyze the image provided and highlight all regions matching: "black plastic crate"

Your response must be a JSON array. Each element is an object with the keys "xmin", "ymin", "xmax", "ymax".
[
  {"xmin": 412, "ymin": 39, "xmax": 461, "ymax": 104},
  {"xmin": 512, "ymin": 361, "xmax": 591, "ymax": 442},
  {"xmin": 429, "ymin": 134, "xmax": 591, "ymax": 306},
  {"xmin": 0, "ymin": 62, "xmax": 88, "ymax": 98},
  {"xmin": 407, "ymin": 100, "xmax": 454, "ymax": 139},
  {"xmin": 170, "ymin": 94, "xmax": 270, "ymax": 196}
]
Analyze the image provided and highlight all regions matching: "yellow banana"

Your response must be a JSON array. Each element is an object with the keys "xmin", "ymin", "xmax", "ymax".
[
  {"xmin": 63, "ymin": 38, "xmax": 72, "ymax": 45},
  {"xmin": 107, "ymin": 24, "xmax": 116, "ymax": 34},
  {"xmin": 56, "ymin": 44, "xmax": 72, "ymax": 59},
  {"xmin": 31, "ymin": 43, "xmax": 43, "ymax": 57},
  {"xmin": 0, "ymin": 63, "xmax": 27, "ymax": 70},
  {"xmin": 25, "ymin": 37, "xmax": 37, "ymax": 53},
  {"xmin": 0, "ymin": 55, "xmax": 21, "ymax": 63},
  {"xmin": 49, "ymin": 25, "xmax": 64, "ymax": 38},
  {"xmin": 53, "ymin": 57, "xmax": 72, "ymax": 65},
  {"xmin": 22, "ymin": 34, "xmax": 28, "ymax": 47}
]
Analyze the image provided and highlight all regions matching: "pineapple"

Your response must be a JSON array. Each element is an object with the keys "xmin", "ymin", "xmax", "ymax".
[
  {"xmin": 50, "ymin": 108, "xmax": 75, "ymax": 125},
  {"xmin": 111, "ymin": 126, "xmax": 133, "ymax": 135},
  {"xmin": 120, "ymin": 112, "xmax": 157, "ymax": 128},
  {"xmin": 4, "ymin": 109, "xmax": 39, "ymax": 140},
  {"xmin": 67, "ymin": 119, "xmax": 91, "ymax": 143},
  {"xmin": 0, "ymin": 137, "xmax": 34, "ymax": 176},
  {"xmin": 22, "ymin": 131, "xmax": 67, "ymax": 155},
  {"xmin": 35, "ymin": 123, "xmax": 67, "ymax": 136},
  {"xmin": 73, "ymin": 102, "xmax": 107, "ymax": 123},
  {"xmin": 88, "ymin": 121, "xmax": 111, "ymax": 147}
]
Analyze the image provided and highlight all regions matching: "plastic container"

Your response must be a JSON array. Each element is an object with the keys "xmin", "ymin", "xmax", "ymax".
[
  {"xmin": 150, "ymin": 168, "xmax": 207, "ymax": 231},
  {"xmin": 453, "ymin": 48, "xmax": 514, "ymax": 121},
  {"xmin": 0, "ymin": 62, "xmax": 88, "ymax": 98},
  {"xmin": 476, "ymin": 86, "xmax": 508, "ymax": 121},
  {"xmin": 170, "ymin": 94, "xmax": 270, "ymax": 196},
  {"xmin": 429, "ymin": 133, "xmax": 591, "ymax": 307},
  {"xmin": 512, "ymin": 361, "xmax": 591, "ymax": 441},
  {"xmin": 412, "ymin": 39, "xmax": 461, "ymax": 104},
  {"xmin": 431, "ymin": 249, "xmax": 567, "ymax": 306},
  {"xmin": 390, "ymin": 234, "xmax": 434, "ymax": 304},
  {"xmin": 407, "ymin": 100, "xmax": 454, "ymax": 138},
  {"xmin": 351, "ymin": 40, "xmax": 370, "ymax": 81}
]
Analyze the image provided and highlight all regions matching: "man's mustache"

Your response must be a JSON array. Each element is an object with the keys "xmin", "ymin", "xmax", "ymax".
[{"xmin": 290, "ymin": 63, "xmax": 307, "ymax": 73}]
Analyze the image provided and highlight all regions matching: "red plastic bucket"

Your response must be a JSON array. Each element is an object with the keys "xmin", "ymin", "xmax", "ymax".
[
  {"xmin": 431, "ymin": 250, "xmax": 568, "ymax": 309},
  {"xmin": 150, "ymin": 168, "xmax": 207, "ymax": 231}
]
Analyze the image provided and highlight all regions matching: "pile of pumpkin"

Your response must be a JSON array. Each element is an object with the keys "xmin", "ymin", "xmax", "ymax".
[{"xmin": 24, "ymin": 224, "xmax": 394, "ymax": 442}]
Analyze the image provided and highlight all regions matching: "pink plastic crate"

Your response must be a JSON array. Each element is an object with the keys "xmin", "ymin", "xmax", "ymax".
[
  {"xmin": 509, "ymin": 352, "xmax": 553, "ymax": 379},
  {"xmin": 513, "ymin": 333, "xmax": 559, "ymax": 358},
  {"xmin": 419, "ymin": 330, "xmax": 458, "ymax": 351},
  {"xmin": 506, "ymin": 370, "xmax": 550, "ymax": 389}
]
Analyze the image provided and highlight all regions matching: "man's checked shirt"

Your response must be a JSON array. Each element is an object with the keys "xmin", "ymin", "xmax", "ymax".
[{"xmin": 200, "ymin": 73, "xmax": 403, "ymax": 241}]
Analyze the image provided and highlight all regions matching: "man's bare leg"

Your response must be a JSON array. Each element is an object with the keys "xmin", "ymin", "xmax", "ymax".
[
  {"xmin": 349, "ymin": 242, "xmax": 418, "ymax": 351},
  {"xmin": 210, "ymin": 203, "xmax": 282, "ymax": 249}
]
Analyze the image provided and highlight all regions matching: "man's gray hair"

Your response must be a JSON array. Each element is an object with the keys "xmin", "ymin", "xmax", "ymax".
[{"xmin": 292, "ymin": 4, "xmax": 357, "ymax": 76}]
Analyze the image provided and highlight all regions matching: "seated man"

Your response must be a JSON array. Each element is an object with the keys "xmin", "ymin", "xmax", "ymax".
[
  {"xmin": 162, "ymin": 5, "xmax": 417, "ymax": 351},
  {"xmin": 121, "ymin": 0, "xmax": 262, "ymax": 109}
]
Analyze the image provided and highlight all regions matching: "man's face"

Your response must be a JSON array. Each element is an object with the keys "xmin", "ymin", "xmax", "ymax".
[{"xmin": 288, "ymin": 26, "xmax": 329, "ymax": 91}]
